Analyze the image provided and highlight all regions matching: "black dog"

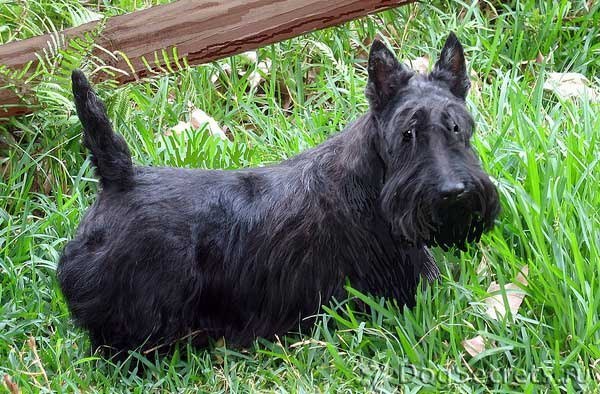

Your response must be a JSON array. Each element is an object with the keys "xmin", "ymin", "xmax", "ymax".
[{"xmin": 58, "ymin": 33, "xmax": 499, "ymax": 353}]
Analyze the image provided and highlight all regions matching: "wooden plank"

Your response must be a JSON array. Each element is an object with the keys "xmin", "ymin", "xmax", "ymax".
[{"xmin": 0, "ymin": 0, "xmax": 414, "ymax": 118}]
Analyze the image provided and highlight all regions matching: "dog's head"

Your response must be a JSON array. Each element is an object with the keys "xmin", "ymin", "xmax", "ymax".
[{"xmin": 366, "ymin": 33, "xmax": 500, "ymax": 250}]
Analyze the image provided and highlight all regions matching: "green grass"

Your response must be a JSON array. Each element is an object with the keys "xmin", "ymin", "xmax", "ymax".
[{"xmin": 1, "ymin": 0, "xmax": 600, "ymax": 392}]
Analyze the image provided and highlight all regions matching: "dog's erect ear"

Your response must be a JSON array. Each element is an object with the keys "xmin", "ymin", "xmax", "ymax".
[
  {"xmin": 366, "ymin": 39, "xmax": 412, "ymax": 111},
  {"xmin": 431, "ymin": 32, "xmax": 470, "ymax": 99}
]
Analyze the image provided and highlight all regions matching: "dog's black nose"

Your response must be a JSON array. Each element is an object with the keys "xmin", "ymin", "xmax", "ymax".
[{"xmin": 439, "ymin": 181, "xmax": 466, "ymax": 201}]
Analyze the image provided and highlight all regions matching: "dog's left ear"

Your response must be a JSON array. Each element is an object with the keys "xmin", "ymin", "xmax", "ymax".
[
  {"xmin": 431, "ymin": 32, "xmax": 470, "ymax": 99},
  {"xmin": 366, "ymin": 39, "xmax": 413, "ymax": 111}
]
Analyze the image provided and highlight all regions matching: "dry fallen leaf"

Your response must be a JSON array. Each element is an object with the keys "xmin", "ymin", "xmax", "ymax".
[
  {"xmin": 190, "ymin": 108, "xmax": 227, "ymax": 140},
  {"xmin": 166, "ymin": 121, "xmax": 190, "ymax": 136},
  {"xmin": 462, "ymin": 335, "xmax": 486, "ymax": 358},
  {"xmin": 240, "ymin": 51, "xmax": 258, "ymax": 63},
  {"xmin": 535, "ymin": 52, "xmax": 545, "ymax": 64},
  {"xmin": 243, "ymin": 59, "xmax": 272, "ymax": 90},
  {"xmin": 462, "ymin": 266, "xmax": 529, "ymax": 357},
  {"xmin": 520, "ymin": 51, "xmax": 546, "ymax": 69},
  {"xmin": 484, "ymin": 266, "xmax": 528, "ymax": 321},
  {"xmin": 408, "ymin": 56, "xmax": 430, "ymax": 74},
  {"xmin": 167, "ymin": 103, "xmax": 227, "ymax": 139},
  {"xmin": 212, "ymin": 51, "xmax": 272, "ymax": 90},
  {"xmin": 211, "ymin": 63, "xmax": 232, "ymax": 84},
  {"xmin": 543, "ymin": 72, "xmax": 599, "ymax": 102}
]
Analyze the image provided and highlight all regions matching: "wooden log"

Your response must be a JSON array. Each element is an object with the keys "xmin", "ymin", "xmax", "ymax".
[{"xmin": 0, "ymin": 0, "xmax": 414, "ymax": 118}]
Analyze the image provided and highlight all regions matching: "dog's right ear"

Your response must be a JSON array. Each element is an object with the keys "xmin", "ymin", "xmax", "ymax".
[
  {"xmin": 366, "ymin": 39, "xmax": 413, "ymax": 111},
  {"xmin": 430, "ymin": 32, "xmax": 470, "ymax": 99}
]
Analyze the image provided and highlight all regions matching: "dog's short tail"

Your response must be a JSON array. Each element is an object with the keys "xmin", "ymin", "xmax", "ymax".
[{"xmin": 72, "ymin": 70, "xmax": 133, "ymax": 189}]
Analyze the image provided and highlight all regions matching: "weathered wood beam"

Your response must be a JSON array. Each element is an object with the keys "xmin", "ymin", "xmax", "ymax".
[{"xmin": 0, "ymin": 0, "xmax": 414, "ymax": 118}]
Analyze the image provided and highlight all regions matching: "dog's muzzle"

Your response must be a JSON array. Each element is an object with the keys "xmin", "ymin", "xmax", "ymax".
[{"xmin": 430, "ymin": 179, "xmax": 499, "ymax": 250}]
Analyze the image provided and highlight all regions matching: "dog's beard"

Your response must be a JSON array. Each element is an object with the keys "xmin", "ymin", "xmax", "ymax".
[
  {"xmin": 380, "ymin": 169, "xmax": 435, "ymax": 245},
  {"xmin": 380, "ymin": 171, "xmax": 500, "ymax": 250}
]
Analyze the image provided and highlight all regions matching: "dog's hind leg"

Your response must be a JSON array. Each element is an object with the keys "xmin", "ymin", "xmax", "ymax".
[{"xmin": 71, "ymin": 70, "xmax": 133, "ymax": 190}]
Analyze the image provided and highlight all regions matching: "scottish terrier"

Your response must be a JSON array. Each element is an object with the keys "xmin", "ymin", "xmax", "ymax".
[{"xmin": 58, "ymin": 32, "xmax": 500, "ymax": 353}]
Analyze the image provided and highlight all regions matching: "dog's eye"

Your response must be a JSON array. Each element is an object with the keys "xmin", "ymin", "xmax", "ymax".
[
  {"xmin": 453, "ymin": 123, "xmax": 460, "ymax": 134},
  {"xmin": 403, "ymin": 128, "xmax": 414, "ymax": 141}
]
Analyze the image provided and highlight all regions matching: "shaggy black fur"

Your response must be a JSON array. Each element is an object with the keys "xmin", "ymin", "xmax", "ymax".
[{"xmin": 58, "ymin": 33, "xmax": 500, "ymax": 353}]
